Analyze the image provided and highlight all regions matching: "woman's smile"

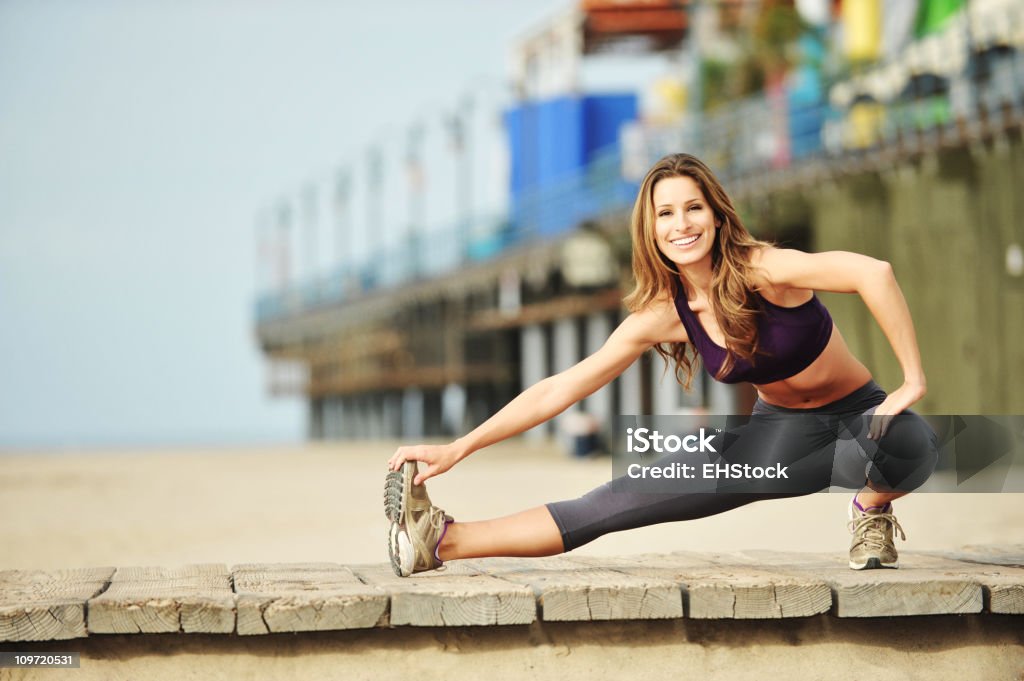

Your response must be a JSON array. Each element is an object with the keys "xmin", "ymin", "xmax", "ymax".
[{"xmin": 670, "ymin": 233, "xmax": 701, "ymax": 249}]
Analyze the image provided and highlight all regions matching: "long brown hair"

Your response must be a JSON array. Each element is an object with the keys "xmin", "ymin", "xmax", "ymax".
[{"xmin": 623, "ymin": 153, "xmax": 773, "ymax": 389}]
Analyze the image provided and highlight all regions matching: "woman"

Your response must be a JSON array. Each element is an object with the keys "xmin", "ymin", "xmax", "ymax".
[{"xmin": 384, "ymin": 153, "xmax": 938, "ymax": 577}]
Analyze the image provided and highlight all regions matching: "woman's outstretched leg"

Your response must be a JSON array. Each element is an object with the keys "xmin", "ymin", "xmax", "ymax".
[
  {"xmin": 384, "ymin": 456, "xmax": 769, "ymax": 575},
  {"xmin": 436, "ymin": 506, "xmax": 564, "ymax": 561},
  {"xmin": 386, "ymin": 415, "xmax": 822, "ymax": 576},
  {"xmin": 386, "ymin": 401, "xmax": 938, "ymax": 575}
]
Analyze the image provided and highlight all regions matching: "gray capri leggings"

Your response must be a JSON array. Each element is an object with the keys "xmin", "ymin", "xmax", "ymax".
[{"xmin": 545, "ymin": 380, "xmax": 939, "ymax": 552}]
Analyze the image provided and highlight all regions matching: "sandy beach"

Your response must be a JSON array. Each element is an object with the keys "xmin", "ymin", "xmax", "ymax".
[{"xmin": 2, "ymin": 439, "xmax": 1022, "ymax": 570}]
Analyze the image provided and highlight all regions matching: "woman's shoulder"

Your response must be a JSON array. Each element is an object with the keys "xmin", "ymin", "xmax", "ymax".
[
  {"xmin": 746, "ymin": 244, "xmax": 783, "ymax": 287},
  {"xmin": 747, "ymin": 243, "xmax": 789, "ymax": 269},
  {"xmin": 629, "ymin": 289, "xmax": 689, "ymax": 344},
  {"xmin": 747, "ymin": 245, "xmax": 823, "ymax": 286},
  {"xmin": 745, "ymin": 246, "xmax": 821, "ymax": 304}
]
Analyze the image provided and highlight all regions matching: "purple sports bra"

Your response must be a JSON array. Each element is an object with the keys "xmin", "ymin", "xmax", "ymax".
[{"xmin": 672, "ymin": 280, "xmax": 834, "ymax": 385}]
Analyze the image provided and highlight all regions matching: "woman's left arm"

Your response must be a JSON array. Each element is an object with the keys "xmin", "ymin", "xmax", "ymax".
[{"xmin": 756, "ymin": 248, "xmax": 927, "ymax": 437}]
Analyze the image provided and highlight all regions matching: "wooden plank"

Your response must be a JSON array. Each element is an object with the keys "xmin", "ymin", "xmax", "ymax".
[
  {"xmin": 349, "ymin": 562, "xmax": 536, "ymax": 627},
  {"xmin": 570, "ymin": 552, "xmax": 830, "ymax": 619},
  {"xmin": 87, "ymin": 565, "xmax": 234, "ymax": 635},
  {"xmin": 309, "ymin": 364, "xmax": 513, "ymax": 397},
  {"xmin": 110, "ymin": 564, "xmax": 228, "ymax": 581},
  {"xmin": 732, "ymin": 550, "xmax": 982, "ymax": 618},
  {"xmin": 4, "ymin": 550, "xmax": 1020, "ymax": 641},
  {"xmin": 0, "ymin": 567, "xmax": 114, "ymax": 642},
  {"xmin": 937, "ymin": 544, "xmax": 1024, "ymax": 568},
  {"xmin": 231, "ymin": 563, "xmax": 387, "ymax": 635},
  {"xmin": 919, "ymin": 548, "xmax": 1024, "ymax": 614},
  {"xmin": 468, "ymin": 289, "xmax": 623, "ymax": 331},
  {"xmin": 231, "ymin": 562, "xmax": 342, "ymax": 573},
  {"xmin": 464, "ymin": 555, "xmax": 682, "ymax": 622}
]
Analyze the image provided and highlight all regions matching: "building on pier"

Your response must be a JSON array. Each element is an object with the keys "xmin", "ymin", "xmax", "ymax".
[{"xmin": 255, "ymin": 0, "xmax": 1024, "ymax": 441}]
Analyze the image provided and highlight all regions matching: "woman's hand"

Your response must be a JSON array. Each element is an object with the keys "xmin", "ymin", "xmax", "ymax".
[
  {"xmin": 868, "ymin": 381, "xmax": 927, "ymax": 440},
  {"xmin": 387, "ymin": 442, "xmax": 466, "ymax": 484}
]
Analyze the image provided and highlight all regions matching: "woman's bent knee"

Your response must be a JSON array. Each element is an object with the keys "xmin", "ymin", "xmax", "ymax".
[{"xmin": 867, "ymin": 412, "xmax": 939, "ymax": 492}]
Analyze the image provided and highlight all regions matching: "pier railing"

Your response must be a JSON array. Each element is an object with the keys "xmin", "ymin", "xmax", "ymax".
[{"xmin": 255, "ymin": 3, "xmax": 1024, "ymax": 323}]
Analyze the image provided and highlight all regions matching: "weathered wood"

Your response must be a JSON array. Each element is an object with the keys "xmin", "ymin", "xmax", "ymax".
[
  {"xmin": 468, "ymin": 289, "xmax": 623, "ymax": 331},
  {"xmin": 350, "ymin": 562, "xmax": 536, "ymax": 627},
  {"xmin": 733, "ymin": 550, "xmax": 983, "ymax": 617},
  {"xmin": 570, "ymin": 552, "xmax": 831, "ymax": 619},
  {"xmin": 111, "ymin": 564, "xmax": 229, "ymax": 581},
  {"xmin": 88, "ymin": 565, "xmax": 234, "ymax": 634},
  {"xmin": 937, "ymin": 544, "xmax": 1024, "ymax": 568},
  {"xmin": 2, "ymin": 549, "xmax": 1022, "ymax": 641},
  {"xmin": 0, "ymin": 567, "xmax": 114, "ymax": 641},
  {"xmin": 465, "ymin": 555, "xmax": 683, "ymax": 622},
  {"xmin": 231, "ymin": 562, "xmax": 345, "ymax": 573},
  {"xmin": 917, "ymin": 550, "xmax": 1024, "ymax": 615},
  {"xmin": 231, "ymin": 563, "xmax": 387, "ymax": 635}
]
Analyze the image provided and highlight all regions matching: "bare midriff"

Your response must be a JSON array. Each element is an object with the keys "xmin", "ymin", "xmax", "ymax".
[{"xmin": 752, "ymin": 324, "xmax": 874, "ymax": 409}]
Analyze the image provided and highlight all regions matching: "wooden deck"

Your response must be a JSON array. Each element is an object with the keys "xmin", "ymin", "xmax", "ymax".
[{"xmin": 1, "ymin": 546, "xmax": 1021, "ymax": 641}]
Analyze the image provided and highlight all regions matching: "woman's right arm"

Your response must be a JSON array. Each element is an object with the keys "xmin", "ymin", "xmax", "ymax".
[{"xmin": 387, "ymin": 298, "xmax": 686, "ymax": 483}]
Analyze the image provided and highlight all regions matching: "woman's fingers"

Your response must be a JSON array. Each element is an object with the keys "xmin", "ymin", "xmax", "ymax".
[
  {"xmin": 868, "ymin": 413, "xmax": 888, "ymax": 440},
  {"xmin": 865, "ymin": 399, "xmax": 897, "ymax": 440},
  {"xmin": 868, "ymin": 412, "xmax": 890, "ymax": 440},
  {"xmin": 388, "ymin": 444, "xmax": 455, "ymax": 482},
  {"xmin": 388, "ymin": 445, "xmax": 432, "ymax": 471},
  {"xmin": 389, "ymin": 446, "xmax": 414, "ymax": 470}
]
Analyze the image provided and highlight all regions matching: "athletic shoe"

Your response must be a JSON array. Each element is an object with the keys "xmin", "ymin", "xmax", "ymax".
[
  {"xmin": 384, "ymin": 461, "xmax": 453, "ymax": 577},
  {"xmin": 847, "ymin": 496, "xmax": 906, "ymax": 570}
]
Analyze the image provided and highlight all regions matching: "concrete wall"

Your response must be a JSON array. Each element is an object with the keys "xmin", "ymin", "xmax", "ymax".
[{"xmin": 799, "ymin": 139, "xmax": 1024, "ymax": 413}]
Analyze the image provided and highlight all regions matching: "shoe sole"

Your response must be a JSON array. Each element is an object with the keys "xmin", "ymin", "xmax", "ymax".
[
  {"xmin": 384, "ymin": 462, "xmax": 413, "ymax": 524},
  {"xmin": 387, "ymin": 522, "xmax": 412, "ymax": 577},
  {"xmin": 849, "ymin": 557, "xmax": 899, "ymax": 570},
  {"xmin": 384, "ymin": 462, "xmax": 416, "ymax": 577}
]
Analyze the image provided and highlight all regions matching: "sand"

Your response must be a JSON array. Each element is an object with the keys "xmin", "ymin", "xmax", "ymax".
[
  {"xmin": 1, "ymin": 439, "xmax": 1022, "ymax": 570},
  {"xmin": 2, "ymin": 617, "xmax": 1023, "ymax": 681}
]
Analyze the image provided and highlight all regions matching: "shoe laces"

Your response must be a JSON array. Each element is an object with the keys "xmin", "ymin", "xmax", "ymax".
[
  {"xmin": 425, "ymin": 505, "xmax": 449, "ymax": 532},
  {"xmin": 422, "ymin": 505, "xmax": 450, "ymax": 570},
  {"xmin": 848, "ymin": 510, "xmax": 906, "ymax": 550}
]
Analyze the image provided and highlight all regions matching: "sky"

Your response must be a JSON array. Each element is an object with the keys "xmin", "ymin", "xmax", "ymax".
[{"xmin": 0, "ymin": 0, "xmax": 565, "ymax": 448}]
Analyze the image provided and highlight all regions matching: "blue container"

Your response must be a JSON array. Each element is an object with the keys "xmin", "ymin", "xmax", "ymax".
[
  {"xmin": 537, "ymin": 96, "xmax": 585, "ymax": 186},
  {"xmin": 582, "ymin": 94, "xmax": 638, "ymax": 161},
  {"xmin": 505, "ymin": 92, "xmax": 638, "ymax": 240}
]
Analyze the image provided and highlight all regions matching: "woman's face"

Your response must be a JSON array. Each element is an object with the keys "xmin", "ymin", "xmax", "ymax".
[{"xmin": 652, "ymin": 175, "xmax": 718, "ymax": 270}]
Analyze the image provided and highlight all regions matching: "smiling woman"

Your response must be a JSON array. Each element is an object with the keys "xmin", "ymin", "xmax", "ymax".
[
  {"xmin": 384, "ymin": 152, "xmax": 938, "ymax": 578},
  {"xmin": 630, "ymin": 160, "xmax": 779, "ymax": 390}
]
